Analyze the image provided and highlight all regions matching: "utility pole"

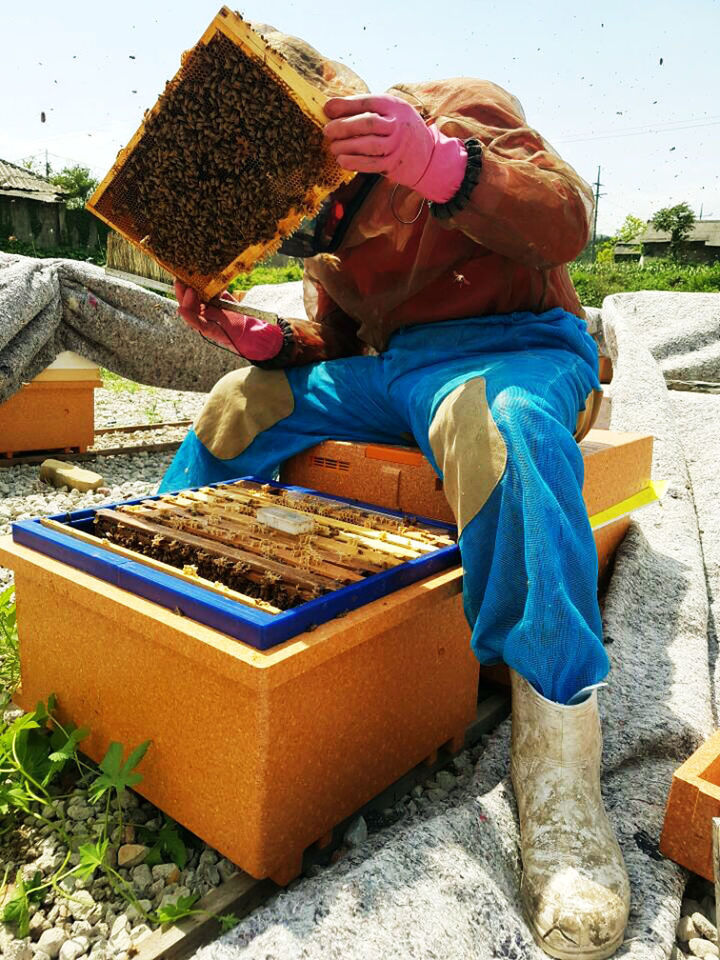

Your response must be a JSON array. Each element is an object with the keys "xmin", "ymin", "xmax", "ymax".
[{"xmin": 590, "ymin": 166, "xmax": 604, "ymax": 261}]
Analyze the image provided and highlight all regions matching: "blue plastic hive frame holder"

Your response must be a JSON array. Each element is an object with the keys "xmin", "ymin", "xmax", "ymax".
[{"xmin": 12, "ymin": 476, "xmax": 459, "ymax": 651}]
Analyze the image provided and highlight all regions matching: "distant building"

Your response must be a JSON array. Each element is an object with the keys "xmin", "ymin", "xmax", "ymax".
[
  {"xmin": 0, "ymin": 158, "xmax": 67, "ymax": 247},
  {"xmin": 613, "ymin": 242, "xmax": 642, "ymax": 263},
  {"xmin": 639, "ymin": 219, "xmax": 720, "ymax": 264},
  {"xmin": 0, "ymin": 158, "xmax": 105, "ymax": 251}
]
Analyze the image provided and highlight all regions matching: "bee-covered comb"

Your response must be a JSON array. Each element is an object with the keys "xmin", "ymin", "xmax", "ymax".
[{"xmin": 87, "ymin": 8, "xmax": 354, "ymax": 301}]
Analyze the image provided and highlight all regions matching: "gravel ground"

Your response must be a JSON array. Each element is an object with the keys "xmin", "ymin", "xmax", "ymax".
[
  {"xmin": 94, "ymin": 379, "xmax": 206, "ymax": 429},
  {"xmin": 0, "ymin": 379, "xmax": 204, "ymax": 589}
]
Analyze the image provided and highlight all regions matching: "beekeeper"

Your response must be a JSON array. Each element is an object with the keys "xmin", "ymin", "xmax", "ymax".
[{"xmin": 162, "ymin": 29, "xmax": 628, "ymax": 959}]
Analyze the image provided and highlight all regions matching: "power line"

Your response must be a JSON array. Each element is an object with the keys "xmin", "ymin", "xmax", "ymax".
[{"xmin": 559, "ymin": 118, "xmax": 720, "ymax": 145}]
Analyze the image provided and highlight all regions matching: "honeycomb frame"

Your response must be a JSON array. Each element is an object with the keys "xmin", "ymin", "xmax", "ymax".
[{"xmin": 86, "ymin": 7, "xmax": 354, "ymax": 300}]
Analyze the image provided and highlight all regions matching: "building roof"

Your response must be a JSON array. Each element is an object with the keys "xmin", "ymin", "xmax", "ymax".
[
  {"xmin": 0, "ymin": 158, "xmax": 66, "ymax": 203},
  {"xmin": 640, "ymin": 219, "xmax": 720, "ymax": 247}
]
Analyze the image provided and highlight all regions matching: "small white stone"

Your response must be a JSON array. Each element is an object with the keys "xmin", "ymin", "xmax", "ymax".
[
  {"xmin": 343, "ymin": 816, "xmax": 368, "ymax": 848},
  {"xmin": 37, "ymin": 928, "xmax": 68, "ymax": 959},
  {"xmin": 126, "ymin": 899, "xmax": 152, "ymax": 922},
  {"xmin": 689, "ymin": 938, "xmax": 720, "ymax": 958},
  {"xmin": 151, "ymin": 863, "xmax": 180, "ymax": 884},
  {"xmin": 131, "ymin": 863, "xmax": 152, "ymax": 894},
  {"xmin": 693, "ymin": 913, "xmax": 719, "ymax": 943},
  {"xmin": 217, "ymin": 858, "xmax": 238, "ymax": 883},
  {"xmin": 197, "ymin": 849, "xmax": 218, "ymax": 868},
  {"xmin": 109, "ymin": 929, "xmax": 132, "ymax": 953},
  {"xmin": 679, "ymin": 916, "xmax": 700, "ymax": 941},
  {"xmin": 3, "ymin": 939, "xmax": 33, "ymax": 960},
  {"xmin": 58, "ymin": 937, "xmax": 89, "ymax": 960},
  {"xmin": 69, "ymin": 889, "xmax": 100, "ymax": 923},
  {"xmin": 70, "ymin": 920, "xmax": 93, "ymax": 938},
  {"xmin": 110, "ymin": 914, "xmax": 129, "ymax": 939},
  {"xmin": 158, "ymin": 886, "xmax": 191, "ymax": 911},
  {"xmin": 435, "ymin": 770, "xmax": 457, "ymax": 791}
]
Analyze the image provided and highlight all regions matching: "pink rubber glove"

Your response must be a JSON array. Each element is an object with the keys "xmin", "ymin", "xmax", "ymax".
[
  {"xmin": 175, "ymin": 281, "xmax": 284, "ymax": 362},
  {"xmin": 323, "ymin": 94, "xmax": 468, "ymax": 204}
]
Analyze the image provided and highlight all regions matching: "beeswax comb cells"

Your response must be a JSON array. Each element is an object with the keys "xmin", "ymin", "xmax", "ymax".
[{"xmin": 86, "ymin": 8, "xmax": 355, "ymax": 301}]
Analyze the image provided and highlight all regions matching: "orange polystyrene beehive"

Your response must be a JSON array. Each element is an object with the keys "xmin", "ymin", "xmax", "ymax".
[
  {"xmin": 86, "ymin": 7, "xmax": 353, "ymax": 300},
  {"xmin": 1, "ymin": 538, "xmax": 477, "ymax": 885},
  {"xmin": 660, "ymin": 731, "xmax": 720, "ymax": 882}
]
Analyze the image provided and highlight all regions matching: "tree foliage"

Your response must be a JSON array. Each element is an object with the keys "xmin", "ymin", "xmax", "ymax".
[
  {"xmin": 595, "ymin": 214, "xmax": 645, "ymax": 263},
  {"xmin": 651, "ymin": 202, "xmax": 696, "ymax": 261},
  {"xmin": 50, "ymin": 165, "xmax": 99, "ymax": 210}
]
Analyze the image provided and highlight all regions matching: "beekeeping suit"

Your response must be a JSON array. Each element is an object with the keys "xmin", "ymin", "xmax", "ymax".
[{"xmin": 162, "ymin": 27, "xmax": 630, "ymax": 959}]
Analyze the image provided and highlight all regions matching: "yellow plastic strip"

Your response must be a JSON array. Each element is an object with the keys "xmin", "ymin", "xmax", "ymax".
[{"xmin": 589, "ymin": 480, "xmax": 668, "ymax": 531}]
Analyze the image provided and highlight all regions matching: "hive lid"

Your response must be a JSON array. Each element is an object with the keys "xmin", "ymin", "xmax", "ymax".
[
  {"xmin": 87, "ymin": 7, "xmax": 354, "ymax": 300},
  {"xmin": 33, "ymin": 352, "xmax": 101, "ymax": 383}
]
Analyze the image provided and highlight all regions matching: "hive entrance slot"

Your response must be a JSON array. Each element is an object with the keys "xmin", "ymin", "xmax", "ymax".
[{"xmin": 312, "ymin": 456, "xmax": 351, "ymax": 472}]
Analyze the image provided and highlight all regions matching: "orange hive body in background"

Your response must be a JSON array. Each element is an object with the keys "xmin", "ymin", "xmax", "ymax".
[
  {"xmin": 0, "ymin": 353, "xmax": 101, "ymax": 458},
  {"xmin": 86, "ymin": 7, "xmax": 353, "ymax": 300},
  {"xmin": 281, "ymin": 428, "xmax": 654, "ymax": 586},
  {"xmin": 660, "ymin": 730, "xmax": 720, "ymax": 882},
  {"xmin": 1, "ymin": 536, "xmax": 476, "ymax": 886}
]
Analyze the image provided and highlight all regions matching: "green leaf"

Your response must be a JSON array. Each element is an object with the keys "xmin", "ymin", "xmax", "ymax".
[
  {"xmin": 2, "ymin": 870, "xmax": 30, "ymax": 937},
  {"xmin": 99, "ymin": 742, "xmax": 124, "ymax": 779},
  {"xmin": 48, "ymin": 726, "xmax": 90, "ymax": 764},
  {"xmin": 89, "ymin": 739, "xmax": 150, "ymax": 803},
  {"xmin": 158, "ymin": 821, "xmax": 187, "ymax": 870},
  {"xmin": 143, "ymin": 843, "xmax": 163, "ymax": 867},
  {"xmin": 140, "ymin": 818, "xmax": 188, "ymax": 870},
  {"xmin": 74, "ymin": 840, "xmax": 109, "ymax": 882},
  {"xmin": 154, "ymin": 893, "xmax": 199, "ymax": 926},
  {"xmin": 122, "ymin": 740, "xmax": 151, "ymax": 777},
  {"xmin": 218, "ymin": 913, "xmax": 240, "ymax": 933}
]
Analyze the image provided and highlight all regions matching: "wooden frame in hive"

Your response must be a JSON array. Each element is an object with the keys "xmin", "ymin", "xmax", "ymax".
[{"xmin": 86, "ymin": 7, "xmax": 354, "ymax": 300}]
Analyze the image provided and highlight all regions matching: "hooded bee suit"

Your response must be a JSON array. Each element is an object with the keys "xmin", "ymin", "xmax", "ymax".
[{"xmin": 162, "ymin": 30, "xmax": 630, "ymax": 957}]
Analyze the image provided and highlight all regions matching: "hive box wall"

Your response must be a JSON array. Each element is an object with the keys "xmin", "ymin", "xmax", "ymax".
[
  {"xmin": 0, "ymin": 379, "xmax": 100, "ymax": 457},
  {"xmin": 280, "ymin": 430, "xmax": 653, "ymax": 561},
  {"xmin": 660, "ymin": 730, "xmax": 720, "ymax": 882},
  {"xmin": 1, "ymin": 539, "xmax": 476, "ymax": 884}
]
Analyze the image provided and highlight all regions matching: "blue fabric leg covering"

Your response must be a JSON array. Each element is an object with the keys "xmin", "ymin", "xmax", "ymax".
[{"xmin": 458, "ymin": 382, "xmax": 609, "ymax": 705}]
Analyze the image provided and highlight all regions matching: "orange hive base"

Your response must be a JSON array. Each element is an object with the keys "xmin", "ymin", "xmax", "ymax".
[
  {"xmin": 0, "ymin": 538, "xmax": 477, "ymax": 885},
  {"xmin": 0, "ymin": 378, "xmax": 100, "ymax": 458},
  {"xmin": 660, "ymin": 730, "xmax": 720, "ymax": 882}
]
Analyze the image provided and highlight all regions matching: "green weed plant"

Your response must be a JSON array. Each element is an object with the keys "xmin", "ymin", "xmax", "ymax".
[
  {"xmin": 569, "ymin": 260, "xmax": 720, "ymax": 308},
  {"xmin": 0, "ymin": 674, "xmax": 238, "ymax": 936}
]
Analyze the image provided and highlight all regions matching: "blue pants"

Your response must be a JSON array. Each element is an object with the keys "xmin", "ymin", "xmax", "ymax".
[{"xmin": 161, "ymin": 309, "xmax": 609, "ymax": 703}]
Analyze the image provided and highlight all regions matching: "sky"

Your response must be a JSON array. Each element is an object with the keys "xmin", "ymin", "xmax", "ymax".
[{"xmin": 2, "ymin": 0, "xmax": 718, "ymax": 236}]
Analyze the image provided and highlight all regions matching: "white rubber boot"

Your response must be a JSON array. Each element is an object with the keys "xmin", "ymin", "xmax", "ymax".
[{"xmin": 510, "ymin": 670, "xmax": 630, "ymax": 959}]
